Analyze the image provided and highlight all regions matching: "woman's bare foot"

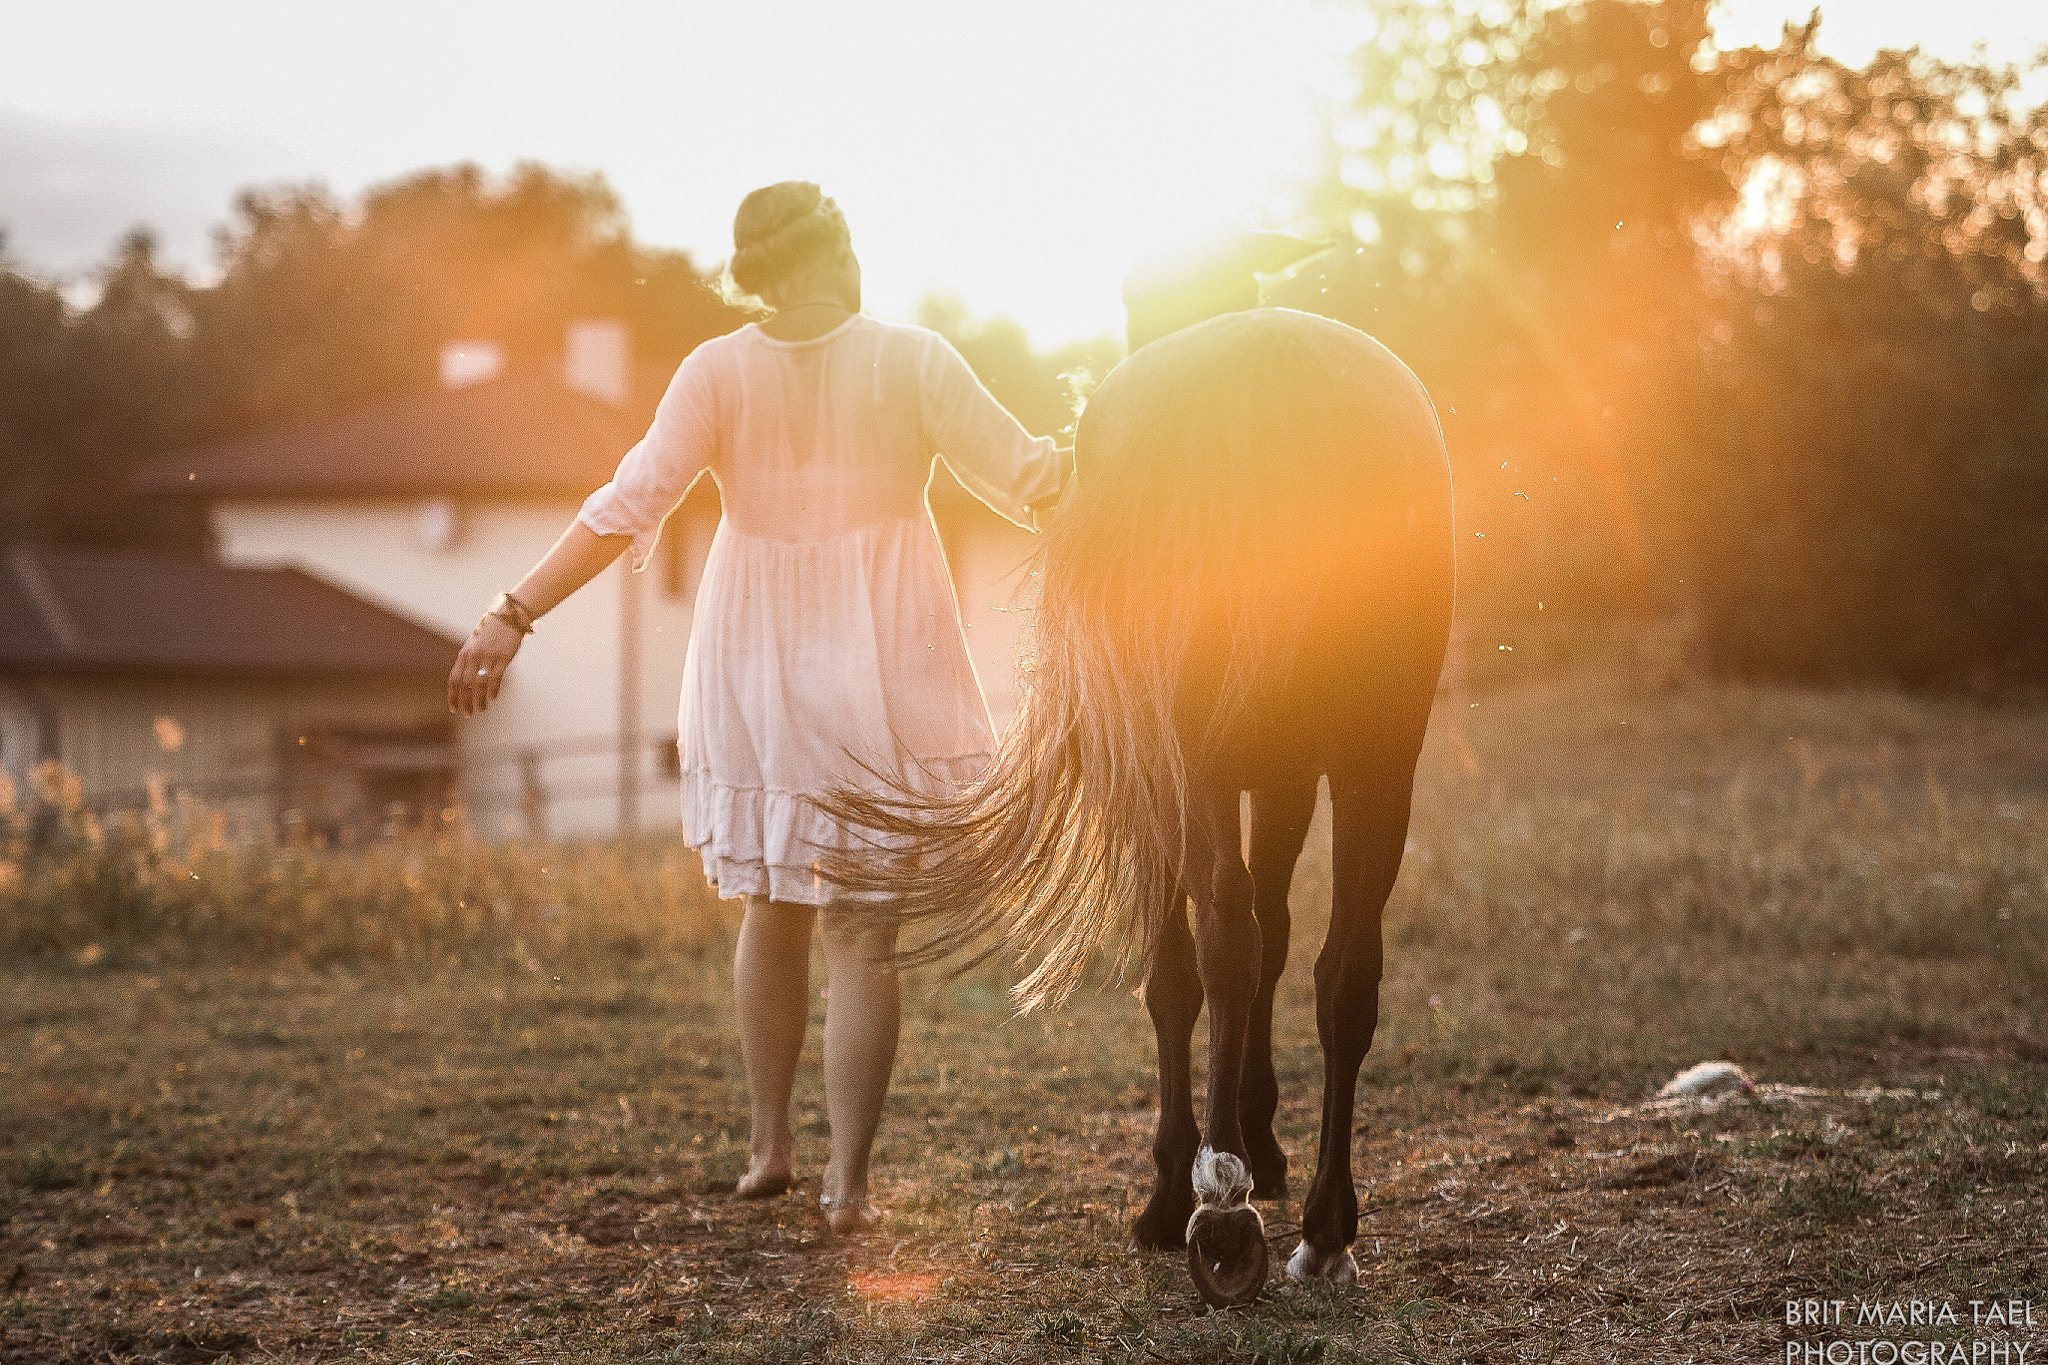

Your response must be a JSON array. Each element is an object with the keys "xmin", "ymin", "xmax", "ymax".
[
  {"xmin": 737, "ymin": 1165, "xmax": 793, "ymax": 1200},
  {"xmin": 819, "ymin": 1192, "xmax": 882, "ymax": 1235}
]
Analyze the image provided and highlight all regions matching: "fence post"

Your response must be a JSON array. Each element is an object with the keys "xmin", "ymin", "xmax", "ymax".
[
  {"xmin": 617, "ymin": 555, "xmax": 641, "ymax": 835},
  {"xmin": 519, "ymin": 749, "xmax": 548, "ymax": 842}
]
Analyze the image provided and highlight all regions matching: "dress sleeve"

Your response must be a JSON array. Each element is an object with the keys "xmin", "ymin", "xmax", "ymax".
[
  {"xmin": 917, "ymin": 332, "xmax": 1066, "ymax": 531},
  {"xmin": 577, "ymin": 346, "xmax": 718, "ymax": 570}
]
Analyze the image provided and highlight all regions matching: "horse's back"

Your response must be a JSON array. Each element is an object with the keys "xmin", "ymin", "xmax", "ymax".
[
  {"xmin": 1095, "ymin": 308, "xmax": 1445, "ymax": 497},
  {"xmin": 1086, "ymin": 308, "xmax": 1455, "ymax": 783}
]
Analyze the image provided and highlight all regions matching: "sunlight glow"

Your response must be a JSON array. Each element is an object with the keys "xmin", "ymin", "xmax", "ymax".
[
  {"xmin": 0, "ymin": 0, "xmax": 1365, "ymax": 348},
  {"xmin": 2, "ymin": 2, "xmax": 2038, "ymax": 346},
  {"xmin": 1709, "ymin": 0, "xmax": 2043, "ymax": 70}
]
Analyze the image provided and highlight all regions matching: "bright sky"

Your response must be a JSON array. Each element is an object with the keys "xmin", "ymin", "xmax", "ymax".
[{"xmin": 0, "ymin": 0, "xmax": 2040, "ymax": 347}]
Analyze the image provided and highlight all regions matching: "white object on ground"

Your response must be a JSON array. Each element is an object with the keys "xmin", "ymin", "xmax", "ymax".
[{"xmin": 1655, "ymin": 1061, "xmax": 1755, "ymax": 1101}]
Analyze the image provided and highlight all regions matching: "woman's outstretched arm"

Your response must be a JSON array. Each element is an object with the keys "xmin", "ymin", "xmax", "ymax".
[
  {"xmin": 447, "ymin": 520, "xmax": 633, "ymax": 717},
  {"xmin": 918, "ymin": 332, "xmax": 1070, "ymax": 531}
]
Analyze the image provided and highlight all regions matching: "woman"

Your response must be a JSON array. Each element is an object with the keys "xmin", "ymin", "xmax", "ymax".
[{"xmin": 448, "ymin": 182, "xmax": 1065, "ymax": 1233}]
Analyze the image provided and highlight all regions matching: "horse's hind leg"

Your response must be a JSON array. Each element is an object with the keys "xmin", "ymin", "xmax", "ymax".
[
  {"xmin": 1132, "ymin": 881, "xmax": 1201, "ymax": 1250},
  {"xmin": 1181, "ymin": 777, "xmax": 1273, "ymax": 1305},
  {"xmin": 1187, "ymin": 777, "xmax": 1261, "ymax": 1169},
  {"xmin": 1292, "ymin": 766, "xmax": 1416, "ymax": 1283},
  {"xmin": 1240, "ymin": 779, "xmax": 1317, "ymax": 1200}
]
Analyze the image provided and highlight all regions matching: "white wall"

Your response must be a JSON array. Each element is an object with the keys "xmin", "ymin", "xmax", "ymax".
[
  {"xmin": 941, "ymin": 512, "xmax": 1038, "ymax": 735},
  {"xmin": 0, "ymin": 687, "xmax": 46, "ymax": 787},
  {"xmin": 213, "ymin": 495, "xmax": 1040, "ymax": 839},
  {"xmin": 213, "ymin": 498, "xmax": 692, "ymax": 838}
]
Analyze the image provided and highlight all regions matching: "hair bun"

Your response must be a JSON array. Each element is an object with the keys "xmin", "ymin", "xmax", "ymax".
[
  {"xmin": 733, "ymin": 181, "xmax": 825, "ymax": 252},
  {"xmin": 725, "ymin": 182, "xmax": 851, "ymax": 306}
]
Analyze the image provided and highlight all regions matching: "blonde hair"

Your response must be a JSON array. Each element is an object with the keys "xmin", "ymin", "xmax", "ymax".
[{"xmin": 719, "ymin": 181, "xmax": 852, "ymax": 313}]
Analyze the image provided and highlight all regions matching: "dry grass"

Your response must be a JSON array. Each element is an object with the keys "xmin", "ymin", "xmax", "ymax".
[
  {"xmin": 0, "ymin": 765, "xmax": 734, "ymax": 971},
  {"xmin": 4, "ymin": 666, "xmax": 2046, "ymax": 1363}
]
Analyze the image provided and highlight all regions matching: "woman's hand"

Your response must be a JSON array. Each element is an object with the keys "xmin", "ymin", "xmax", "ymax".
[
  {"xmin": 449, "ymin": 614, "xmax": 524, "ymax": 716},
  {"xmin": 444, "ymin": 524, "xmax": 631, "ymax": 716}
]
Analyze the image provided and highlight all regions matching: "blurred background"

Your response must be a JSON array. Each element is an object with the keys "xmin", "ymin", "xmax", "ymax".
[
  {"xmin": 7, "ymin": 16, "xmax": 2046, "ymax": 1358},
  {"xmin": 2, "ymin": 0, "xmax": 2045, "ymax": 836}
]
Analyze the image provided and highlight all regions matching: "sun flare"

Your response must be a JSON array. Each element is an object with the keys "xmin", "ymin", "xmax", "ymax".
[{"xmin": 776, "ymin": 0, "xmax": 1366, "ymax": 347}]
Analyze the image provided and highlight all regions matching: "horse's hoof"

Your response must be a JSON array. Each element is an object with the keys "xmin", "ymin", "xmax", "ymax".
[
  {"xmin": 1131, "ymin": 1204, "xmax": 1189, "ymax": 1250},
  {"xmin": 1188, "ymin": 1202, "xmax": 1267, "ymax": 1307},
  {"xmin": 1132, "ymin": 1180, "xmax": 1195, "ymax": 1249},
  {"xmin": 1286, "ymin": 1239, "xmax": 1358, "ymax": 1285},
  {"xmin": 1185, "ymin": 1149, "xmax": 1266, "ymax": 1307}
]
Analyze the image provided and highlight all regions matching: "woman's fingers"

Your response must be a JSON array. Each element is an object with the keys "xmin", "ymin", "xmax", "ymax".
[
  {"xmin": 458, "ymin": 656, "xmax": 506, "ymax": 715},
  {"xmin": 447, "ymin": 652, "xmax": 471, "ymax": 715},
  {"xmin": 449, "ymin": 620, "xmax": 521, "ymax": 716},
  {"xmin": 463, "ymin": 659, "xmax": 493, "ymax": 715},
  {"xmin": 449, "ymin": 653, "xmax": 488, "ymax": 716}
]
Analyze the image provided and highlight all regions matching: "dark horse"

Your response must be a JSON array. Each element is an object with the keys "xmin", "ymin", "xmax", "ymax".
[{"xmin": 836, "ymin": 286, "xmax": 1454, "ymax": 1303}]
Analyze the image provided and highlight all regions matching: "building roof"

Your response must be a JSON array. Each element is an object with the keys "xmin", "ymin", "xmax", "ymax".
[
  {"xmin": 0, "ymin": 547, "xmax": 460, "ymax": 678},
  {"xmin": 132, "ymin": 360, "xmax": 674, "ymax": 500},
  {"xmin": 128, "ymin": 348, "xmax": 1028, "ymax": 541}
]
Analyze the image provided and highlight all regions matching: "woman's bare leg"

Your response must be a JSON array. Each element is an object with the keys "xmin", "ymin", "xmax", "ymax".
[
  {"xmin": 733, "ymin": 895, "xmax": 815, "ymax": 1196},
  {"xmin": 818, "ymin": 913, "xmax": 900, "ymax": 1232}
]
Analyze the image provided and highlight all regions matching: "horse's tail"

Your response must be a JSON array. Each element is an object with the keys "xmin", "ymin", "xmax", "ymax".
[
  {"xmin": 818, "ymin": 542, "xmax": 1186, "ymax": 1007},
  {"xmin": 827, "ymin": 309, "xmax": 1442, "ymax": 1011}
]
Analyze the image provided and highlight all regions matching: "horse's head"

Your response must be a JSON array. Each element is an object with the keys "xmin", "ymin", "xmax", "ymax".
[{"xmin": 1121, "ymin": 230, "xmax": 1326, "ymax": 353}]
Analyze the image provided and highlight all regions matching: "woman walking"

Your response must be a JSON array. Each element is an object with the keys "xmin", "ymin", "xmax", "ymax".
[{"xmin": 448, "ymin": 182, "xmax": 1065, "ymax": 1233}]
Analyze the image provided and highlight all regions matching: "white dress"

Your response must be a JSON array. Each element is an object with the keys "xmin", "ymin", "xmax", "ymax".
[{"xmin": 577, "ymin": 315, "xmax": 1062, "ymax": 904}]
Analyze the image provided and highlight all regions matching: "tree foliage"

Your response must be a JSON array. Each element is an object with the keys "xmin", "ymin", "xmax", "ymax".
[
  {"xmin": 914, "ymin": 294, "xmax": 1119, "ymax": 440},
  {"xmin": 1, "ymin": 163, "xmax": 742, "ymax": 553},
  {"xmin": 1292, "ymin": 0, "xmax": 2048, "ymax": 685},
  {"xmin": 190, "ymin": 163, "xmax": 740, "ymax": 438},
  {"xmin": 1, "ymin": 229, "xmax": 203, "ymax": 551},
  {"xmin": 1684, "ymin": 39, "xmax": 2048, "ymax": 682}
]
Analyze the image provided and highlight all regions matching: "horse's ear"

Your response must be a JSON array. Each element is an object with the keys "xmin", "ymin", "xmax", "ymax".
[{"xmin": 1123, "ymin": 230, "xmax": 1332, "ymax": 353}]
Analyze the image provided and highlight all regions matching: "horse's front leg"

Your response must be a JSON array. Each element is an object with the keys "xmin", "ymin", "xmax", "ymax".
[
  {"xmin": 1241, "ymin": 779, "xmax": 1318, "ymax": 1200},
  {"xmin": 1131, "ymin": 882, "xmax": 1201, "ymax": 1250}
]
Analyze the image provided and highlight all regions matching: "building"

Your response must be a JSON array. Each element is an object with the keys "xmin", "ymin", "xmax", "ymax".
[
  {"xmin": 0, "ymin": 545, "xmax": 458, "ymax": 835},
  {"xmin": 130, "ymin": 322, "xmax": 1041, "ymax": 838}
]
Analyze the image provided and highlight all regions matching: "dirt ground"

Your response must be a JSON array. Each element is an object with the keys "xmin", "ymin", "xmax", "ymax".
[
  {"xmin": 5, "ymin": 958, "xmax": 2044, "ymax": 1365},
  {"xmin": 7, "ymin": 669, "xmax": 2045, "ymax": 1362}
]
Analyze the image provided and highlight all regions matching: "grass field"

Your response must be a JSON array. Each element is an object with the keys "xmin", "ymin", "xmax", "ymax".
[{"xmin": 5, "ymin": 665, "xmax": 2046, "ymax": 1363}]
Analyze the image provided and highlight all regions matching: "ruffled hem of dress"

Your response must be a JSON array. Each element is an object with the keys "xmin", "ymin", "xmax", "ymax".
[{"xmin": 680, "ymin": 753, "xmax": 990, "ymax": 906}]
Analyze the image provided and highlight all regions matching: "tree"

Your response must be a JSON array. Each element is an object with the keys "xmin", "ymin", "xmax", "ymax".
[
  {"xmin": 1300, "ymin": 0, "xmax": 2048, "ymax": 683},
  {"xmin": 915, "ymin": 294, "xmax": 1120, "ymax": 439},
  {"xmin": 187, "ymin": 162, "xmax": 742, "ymax": 440},
  {"xmin": 1676, "ymin": 37, "xmax": 2048, "ymax": 683},
  {"xmin": 1294, "ymin": 0, "xmax": 1739, "ymax": 619},
  {"xmin": 0, "ymin": 164, "xmax": 744, "ymax": 556},
  {"xmin": 1, "ymin": 230, "xmax": 207, "ymax": 551}
]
